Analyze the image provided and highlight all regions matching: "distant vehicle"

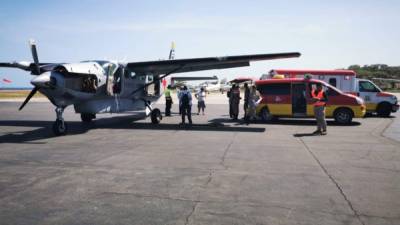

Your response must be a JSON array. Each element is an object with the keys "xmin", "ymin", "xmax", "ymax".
[
  {"xmin": 0, "ymin": 39, "xmax": 301, "ymax": 135},
  {"xmin": 264, "ymin": 69, "xmax": 399, "ymax": 117},
  {"xmin": 202, "ymin": 80, "xmax": 224, "ymax": 93},
  {"xmin": 255, "ymin": 78, "xmax": 366, "ymax": 124}
]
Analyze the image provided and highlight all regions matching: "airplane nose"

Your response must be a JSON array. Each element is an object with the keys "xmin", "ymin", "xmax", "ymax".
[{"xmin": 31, "ymin": 72, "xmax": 51, "ymax": 88}]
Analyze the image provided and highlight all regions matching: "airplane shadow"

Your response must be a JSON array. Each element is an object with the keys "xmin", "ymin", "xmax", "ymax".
[{"xmin": 0, "ymin": 116, "xmax": 265, "ymax": 144}]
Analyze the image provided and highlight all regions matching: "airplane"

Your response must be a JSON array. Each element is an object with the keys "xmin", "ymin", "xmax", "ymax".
[{"xmin": 0, "ymin": 39, "xmax": 301, "ymax": 135}]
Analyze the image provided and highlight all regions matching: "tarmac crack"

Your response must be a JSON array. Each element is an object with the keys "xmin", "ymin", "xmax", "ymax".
[
  {"xmin": 298, "ymin": 138, "xmax": 366, "ymax": 225},
  {"xmin": 184, "ymin": 201, "xmax": 199, "ymax": 225}
]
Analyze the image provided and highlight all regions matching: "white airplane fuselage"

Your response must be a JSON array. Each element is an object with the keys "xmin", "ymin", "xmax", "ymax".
[{"xmin": 36, "ymin": 60, "xmax": 156, "ymax": 115}]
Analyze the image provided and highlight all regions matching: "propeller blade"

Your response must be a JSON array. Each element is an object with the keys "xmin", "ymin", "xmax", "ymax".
[
  {"xmin": 29, "ymin": 39, "xmax": 40, "ymax": 75},
  {"xmin": 19, "ymin": 87, "xmax": 38, "ymax": 111}
]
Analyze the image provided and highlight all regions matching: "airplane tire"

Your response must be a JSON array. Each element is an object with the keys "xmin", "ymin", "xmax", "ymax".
[
  {"xmin": 151, "ymin": 108, "xmax": 162, "ymax": 124},
  {"xmin": 81, "ymin": 113, "xmax": 95, "ymax": 122},
  {"xmin": 53, "ymin": 119, "xmax": 68, "ymax": 136}
]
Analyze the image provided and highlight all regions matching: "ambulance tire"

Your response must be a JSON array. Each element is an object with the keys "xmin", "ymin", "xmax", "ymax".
[
  {"xmin": 377, "ymin": 102, "xmax": 391, "ymax": 117},
  {"xmin": 151, "ymin": 108, "xmax": 162, "ymax": 124},
  {"xmin": 334, "ymin": 108, "xmax": 353, "ymax": 124},
  {"xmin": 260, "ymin": 107, "xmax": 274, "ymax": 122}
]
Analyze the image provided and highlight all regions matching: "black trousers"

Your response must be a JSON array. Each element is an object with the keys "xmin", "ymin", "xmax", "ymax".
[
  {"xmin": 165, "ymin": 99, "xmax": 172, "ymax": 116},
  {"xmin": 181, "ymin": 105, "xmax": 192, "ymax": 124}
]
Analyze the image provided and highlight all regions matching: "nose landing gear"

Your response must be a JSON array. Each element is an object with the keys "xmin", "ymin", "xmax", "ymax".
[{"xmin": 53, "ymin": 107, "xmax": 67, "ymax": 135}]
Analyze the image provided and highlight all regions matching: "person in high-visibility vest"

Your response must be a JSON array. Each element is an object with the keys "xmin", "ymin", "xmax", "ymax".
[
  {"xmin": 165, "ymin": 85, "xmax": 173, "ymax": 116},
  {"xmin": 311, "ymin": 83, "xmax": 328, "ymax": 135}
]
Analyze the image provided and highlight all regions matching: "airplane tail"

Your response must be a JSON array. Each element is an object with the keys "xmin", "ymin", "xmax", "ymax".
[
  {"xmin": 162, "ymin": 42, "xmax": 175, "ymax": 90},
  {"xmin": 168, "ymin": 42, "xmax": 175, "ymax": 60}
]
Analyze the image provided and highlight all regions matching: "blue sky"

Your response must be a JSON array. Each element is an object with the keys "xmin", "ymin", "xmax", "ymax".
[{"xmin": 1, "ymin": 0, "xmax": 399, "ymax": 87}]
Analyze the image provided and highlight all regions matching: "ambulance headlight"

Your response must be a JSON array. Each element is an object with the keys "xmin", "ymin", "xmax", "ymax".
[{"xmin": 356, "ymin": 97, "xmax": 364, "ymax": 105}]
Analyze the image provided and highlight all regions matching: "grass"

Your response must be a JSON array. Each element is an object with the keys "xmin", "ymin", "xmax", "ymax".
[{"xmin": 0, "ymin": 90, "xmax": 45, "ymax": 99}]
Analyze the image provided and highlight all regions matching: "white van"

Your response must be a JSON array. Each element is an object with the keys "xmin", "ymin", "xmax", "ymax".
[{"xmin": 264, "ymin": 69, "xmax": 399, "ymax": 116}]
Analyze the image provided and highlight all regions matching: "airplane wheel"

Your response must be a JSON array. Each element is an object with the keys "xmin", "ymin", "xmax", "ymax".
[
  {"xmin": 81, "ymin": 113, "xmax": 95, "ymax": 122},
  {"xmin": 151, "ymin": 108, "xmax": 162, "ymax": 124},
  {"xmin": 53, "ymin": 119, "xmax": 68, "ymax": 136}
]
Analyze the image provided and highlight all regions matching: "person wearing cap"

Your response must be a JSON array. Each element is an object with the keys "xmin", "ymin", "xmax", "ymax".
[
  {"xmin": 178, "ymin": 85, "xmax": 193, "ymax": 125},
  {"xmin": 311, "ymin": 83, "xmax": 328, "ymax": 135}
]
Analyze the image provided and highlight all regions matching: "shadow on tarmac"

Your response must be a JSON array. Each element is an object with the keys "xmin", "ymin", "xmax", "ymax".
[
  {"xmin": 0, "ymin": 116, "xmax": 265, "ymax": 144},
  {"xmin": 209, "ymin": 118, "xmax": 362, "ymax": 126}
]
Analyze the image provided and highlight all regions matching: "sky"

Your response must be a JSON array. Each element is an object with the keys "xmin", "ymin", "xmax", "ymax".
[{"xmin": 1, "ymin": 0, "xmax": 399, "ymax": 87}]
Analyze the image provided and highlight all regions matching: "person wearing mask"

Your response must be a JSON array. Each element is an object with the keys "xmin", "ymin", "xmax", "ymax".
[
  {"xmin": 164, "ymin": 85, "xmax": 173, "ymax": 116},
  {"xmin": 245, "ymin": 85, "xmax": 259, "ymax": 124},
  {"xmin": 178, "ymin": 85, "xmax": 193, "ymax": 125},
  {"xmin": 230, "ymin": 84, "xmax": 241, "ymax": 120},
  {"xmin": 195, "ymin": 87, "xmax": 206, "ymax": 115},
  {"xmin": 243, "ymin": 83, "xmax": 250, "ymax": 118},
  {"xmin": 311, "ymin": 83, "xmax": 328, "ymax": 135}
]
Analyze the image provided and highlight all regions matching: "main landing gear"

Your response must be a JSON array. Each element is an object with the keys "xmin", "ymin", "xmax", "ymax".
[{"xmin": 53, "ymin": 107, "xmax": 67, "ymax": 136}]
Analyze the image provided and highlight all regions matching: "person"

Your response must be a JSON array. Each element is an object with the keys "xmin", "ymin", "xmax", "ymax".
[
  {"xmin": 178, "ymin": 85, "xmax": 193, "ymax": 125},
  {"xmin": 311, "ymin": 83, "xmax": 328, "ymax": 135},
  {"xmin": 245, "ymin": 85, "xmax": 259, "ymax": 124},
  {"xmin": 227, "ymin": 85, "xmax": 234, "ymax": 118},
  {"xmin": 230, "ymin": 84, "xmax": 241, "ymax": 120},
  {"xmin": 195, "ymin": 87, "xmax": 206, "ymax": 115},
  {"xmin": 176, "ymin": 87, "xmax": 182, "ymax": 115},
  {"xmin": 164, "ymin": 85, "xmax": 173, "ymax": 116},
  {"xmin": 243, "ymin": 83, "xmax": 250, "ymax": 118}
]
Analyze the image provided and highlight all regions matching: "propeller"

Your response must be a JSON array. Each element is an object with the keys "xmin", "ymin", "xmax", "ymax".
[
  {"xmin": 19, "ymin": 39, "xmax": 41, "ymax": 110},
  {"xmin": 29, "ymin": 39, "xmax": 41, "ymax": 75},
  {"xmin": 19, "ymin": 87, "xmax": 38, "ymax": 110}
]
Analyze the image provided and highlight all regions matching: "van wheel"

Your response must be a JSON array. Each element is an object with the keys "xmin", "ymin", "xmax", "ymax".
[
  {"xmin": 334, "ymin": 108, "xmax": 353, "ymax": 124},
  {"xmin": 260, "ymin": 107, "xmax": 274, "ymax": 122},
  {"xmin": 377, "ymin": 102, "xmax": 391, "ymax": 117}
]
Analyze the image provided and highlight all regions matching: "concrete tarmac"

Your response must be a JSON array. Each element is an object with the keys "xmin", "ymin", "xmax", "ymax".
[{"xmin": 0, "ymin": 96, "xmax": 399, "ymax": 225}]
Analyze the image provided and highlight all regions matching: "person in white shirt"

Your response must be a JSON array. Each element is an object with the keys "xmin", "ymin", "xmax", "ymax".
[{"xmin": 195, "ymin": 87, "xmax": 206, "ymax": 115}]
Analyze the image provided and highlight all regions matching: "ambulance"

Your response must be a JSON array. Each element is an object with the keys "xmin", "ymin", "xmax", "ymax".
[
  {"xmin": 264, "ymin": 69, "xmax": 399, "ymax": 117},
  {"xmin": 255, "ymin": 78, "xmax": 366, "ymax": 124}
]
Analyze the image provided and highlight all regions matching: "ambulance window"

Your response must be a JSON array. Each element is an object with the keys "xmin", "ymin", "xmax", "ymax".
[
  {"xmin": 258, "ymin": 83, "xmax": 291, "ymax": 95},
  {"xmin": 359, "ymin": 80, "xmax": 379, "ymax": 92},
  {"xmin": 326, "ymin": 87, "xmax": 339, "ymax": 96},
  {"xmin": 329, "ymin": 78, "xmax": 337, "ymax": 87}
]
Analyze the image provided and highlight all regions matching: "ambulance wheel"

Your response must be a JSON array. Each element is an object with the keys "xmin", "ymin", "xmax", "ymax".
[
  {"xmin": 260, "ymin": 107, "xmax": 274, "ymax": 122},
  {"xmin": 377, "ymin": 102, "xmax": 391, "ymax": 117},
  {"xmin": 81, "ymin": 113, "xmax": 96, "ymax": 122},
  {"xmin": 151, "ymin": 108, "xmax": 162, "ymax": 124},
  {"xmin": 334, "ymin": 108, "xmax": 353, "ymax": 124},
  {"xmin": 53, "ymin": 119, "xmax": 68, "ymax": 136}
]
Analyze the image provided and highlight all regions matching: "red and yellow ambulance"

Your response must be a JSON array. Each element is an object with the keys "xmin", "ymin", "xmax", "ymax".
[
  {"xmin": 255, "ymin": 78, "xmax": 366, "ymax": 124},
  {"xmin": 263, "ymin": 69, "xmax": 399, "ymax": 117}
]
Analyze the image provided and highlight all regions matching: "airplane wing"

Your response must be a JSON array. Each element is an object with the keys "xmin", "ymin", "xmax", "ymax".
[
  {"xmin": 0, "ymin": 62, "xmax": 58, "ymax": 73},
  {"xmin": 126, "ymin": 52, "xmax": 300, "ymax": 76}
]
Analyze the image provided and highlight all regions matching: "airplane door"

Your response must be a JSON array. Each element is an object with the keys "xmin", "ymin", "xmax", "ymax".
[{"xmin": 105, "ymin": 65, "xmax": 114, "ymax": 96}]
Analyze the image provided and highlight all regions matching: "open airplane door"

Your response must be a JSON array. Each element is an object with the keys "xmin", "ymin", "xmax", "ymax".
[
  {"xmin": 144, "ymin": 74, "xmax": 160, "ymax": 96},
  {"xmin": 105, "ymin": 64, "xmax": 115, "ymax": 96}
]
